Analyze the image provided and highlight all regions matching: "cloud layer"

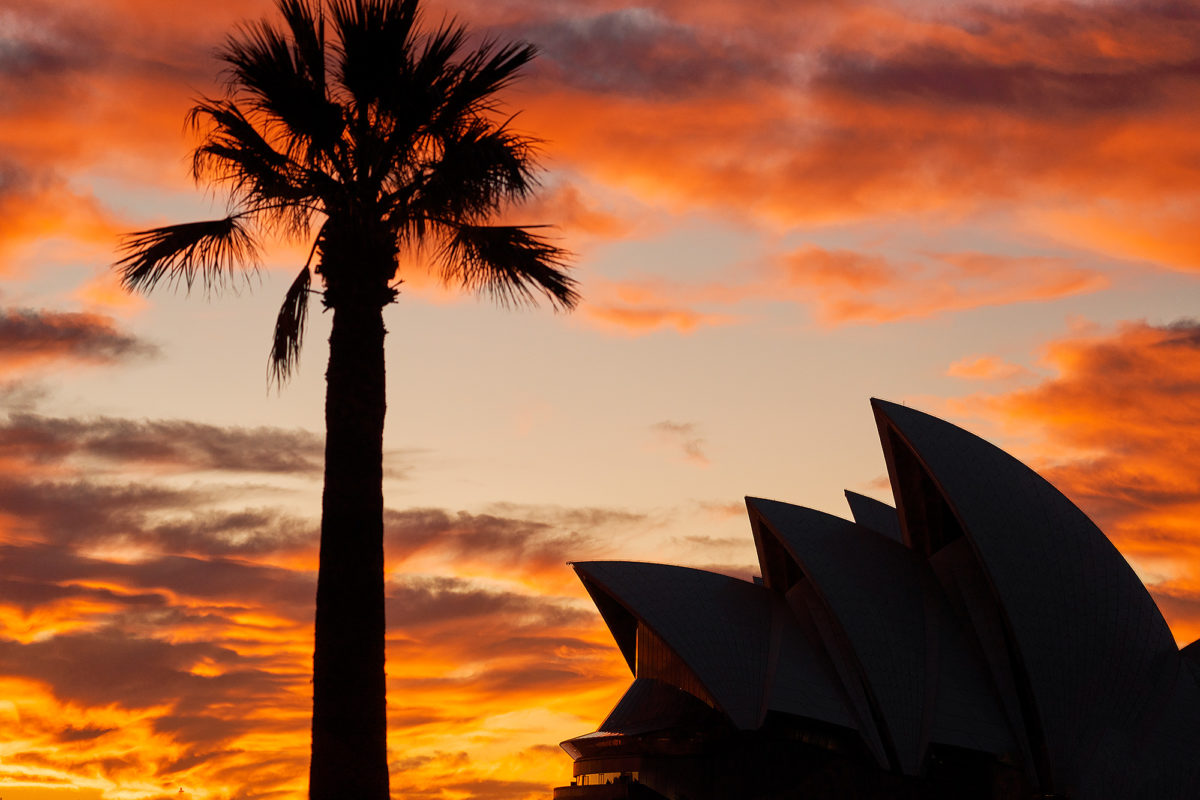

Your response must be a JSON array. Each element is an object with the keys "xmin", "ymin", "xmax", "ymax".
[
  {"xmin": 953, "ymin": 319, "xmax": 1200, "ymax": 644},
  {"xmin": 4, "ymin": 0, "xmax": 1200, "ymax": 798}
]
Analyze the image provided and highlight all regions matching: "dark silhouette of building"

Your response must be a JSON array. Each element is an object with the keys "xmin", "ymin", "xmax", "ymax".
[{"xmin": 554, "ymin": 399, "xmax": 1200, "ymax": 800}]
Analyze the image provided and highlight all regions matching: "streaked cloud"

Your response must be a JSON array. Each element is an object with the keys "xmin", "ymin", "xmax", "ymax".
[
  {"xmin": 945, "ymin": 355, "xmax": 1031, "ymax": 381},
  {"xmin": 0, "ymin": 391, "xmax": 629, "ymax": 797},
  {"xmin": 783, "ymin": 247, "xmax": 1106, "ymax": 325},
  {"xmin": 0, "ymin": 307, "xmax": 155, "ymax": 371},
  {"xmin": 577, "ymin": 246, "xmax": 1105, "ymax": 334},
  {"xmin": 0, "ymin": 413, "xmax": 323, "ymax": 474},
  {"xmin": 4, "ymin": 0, "xmax": 1200, "ymax": 797},
  {"xmin": 651, "ymin": 420, "xmax": 709, "ymax": 466},
  {"xmin": 521, "ymin": 7, "xmax": 789, "ymax": 98},
  {"xmin": 582, "ymin": 302, "xmax": 738, "ymax": 334}
]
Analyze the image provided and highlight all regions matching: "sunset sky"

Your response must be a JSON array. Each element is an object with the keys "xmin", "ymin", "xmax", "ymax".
[{"xmin": 2, "ymin": 0, "xmax": 1200, "ymax": 798}]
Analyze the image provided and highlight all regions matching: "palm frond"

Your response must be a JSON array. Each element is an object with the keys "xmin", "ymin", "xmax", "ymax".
[
  {"xmin": 424, "ymin": 39, "xmax": 536, "ymax": 137},
  {"xmin": 191, "ymin": 101, "xmax": 306, "ymax": 190},
  {"xmin": 438, "ymin": 223, "xmax": 577, "ymax": 310},
  {"xmin": 190, "ymin": 99, "xmax": 333, "ymax": 237},
  {"xmin": 269, "ymin": 264, "xmax": 313, "ymax": 386},
  {"xmin": 450, "ymin": 39, "xmax": 536, "ymax": 111},
  {"xmin": 369, "ymin": 19, "xmax": 467, "ymax": 159},
  {"xmin": 277, "ymin": 0, "xmax": 326, "ymax": 93},
  {"xmin": 330, "ymin": 0, "xmax": 420, "ymax": 105},
  {"xmin": 404, "ymin": 117, "xmax": 536, "ymax": 221},
  {"xmin": 116, "ymin": 217, "xmax": 259, "ymax": 295},
  {"xmin": 219, "ymin": 2, "xmax": 345, "ymax": 172},
  {"xmin": 412, "ymin": 19, "xmax": 468, "ymax": 92}
]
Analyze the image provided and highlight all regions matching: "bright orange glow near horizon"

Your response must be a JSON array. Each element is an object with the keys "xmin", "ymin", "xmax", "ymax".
[{"xmin": 2, "ymin": 0, "xmax": 1200, "ymax": 798}]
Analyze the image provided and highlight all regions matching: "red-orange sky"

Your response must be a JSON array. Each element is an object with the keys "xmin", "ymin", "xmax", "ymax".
[{"xmin": 2, "ymin": 0, "xmax": 1200, "ymax": 798}]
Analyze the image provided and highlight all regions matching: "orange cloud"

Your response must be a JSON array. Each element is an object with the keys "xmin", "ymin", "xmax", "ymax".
[
  {"xmin": 783, "ymin": 247, "xmax": 1107, "ymax": 325},
  {"xmin": 576, "ymin": 245, "xmax": 1105, "ymax": 335},
  {"xmin": 9, "ymin": 2, "xmax": 1200, "ymax": 796},
  {"xmin": 8, "ymin": 0, "xmax": 1200, "ymax": 287},
  {"xmin": 0, "ymin": 392, "xmax": 636, "ymax": 798},
  {"xmin": 504, "ymin": 0, "xmax": 1200, "ymax": 276},
  {"xmin": 953, "ymin": 319, "xmax": 1200, "ymax": 644},
  {"xmin": 500, "ymin": 181, "xmax": 639, "ymax": 241},
  {"xmin": 0, "ymin": 169, "xmax": 118, "ymax": 270},
  {"xmin": 1034, "ymin": 200, "xmax": 1200, "ymax": 271},
  {"xmin": 945, "ymin": 355, "xmax": 1031, "ymax": 381},
  {"xmin": 581, "ymin": 303, "xmax": 737, "ymax": 334}
]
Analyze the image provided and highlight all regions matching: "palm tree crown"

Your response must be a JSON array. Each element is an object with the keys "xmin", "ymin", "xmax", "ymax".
[
  {"xmin": 118, "ymin": 0, "xmax": 576, "ymax": 377},
  {"xmin": 115, "ymin": 2, "xmax": 576, "ymax": 798}
]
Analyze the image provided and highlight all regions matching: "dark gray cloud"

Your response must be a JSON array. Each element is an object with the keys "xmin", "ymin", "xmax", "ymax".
[
  {"xmin": 0, "ymin": 476, "xmax": 190, "ymax": 538},
  {"xmin": 0, "ymin": 307, "xmax": 155, "ymax": 367},
  {"xmin": 149, "ymin": 508, "xmax": 317, "ymax": 555},
  {"xmin": 0, "ymin": 0, "xmax": 216, "ymax": 105},
  {"xmin": 384, "ymin": 504, "xmax": 643, "ymax": 568},
  {"xmin": 157, "ymin": 745, "xmax": 247, "ymax": 776},
  {"xmin": 0, "ymin": 575, "xmax": 168, "ymax": 613},
  {"xmin": 0, "ymin": 3, "xmax": 107, "ymax": 81},
  {"xmin": 0, "ymin": 379, "xmax": 49, "ymax": 410},
  {"xmin": 386, "ymin": 507, "xmax": 582, "ymax": 567},
  {"xmin": 0, "ymin": 629, "xmax": 284, "ymax": 709},
  {"xmin": 1159, "ymin": 318, "xmax": 1200, "ymax": 347},
  {"xmin": 0, "ymin": 473, "xmax": 316, "ymax": 556},
  {"xmin": 0, "ymin": 413, "xmax": 324, "ymax": 474},
  {"xmin": 55, "ymin": 724, "xmax": 117, "ymax": 743},
  {"xmin": 519, "ymin": 8, "xmax": 785, "ymax": 97},
  {"xmin": 153, "ymin": 712, "xmax": 263, "ymax": 754},
  {"xmin": 817, "ymin": 47, "xmax": 1200, "ymax": 117},
  {"xmin": 391, "ymin": 660, "xmax": 602, "ymax": 701},
  {"xmin": 0, "ymin": 543, "xmax": 315, "ymax": 613},
  {"xmin": 386, "ymin": 574, "xmax": 588, "ymax": 629},
  {"xmin": 816, "ymin": 2, "xmax": 1200, "ymax": 119}
]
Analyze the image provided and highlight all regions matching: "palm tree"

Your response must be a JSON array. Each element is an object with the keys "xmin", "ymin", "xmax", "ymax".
[{"xmin": 114, "ymin": 1, "xmax": 577, "ymax": 797}]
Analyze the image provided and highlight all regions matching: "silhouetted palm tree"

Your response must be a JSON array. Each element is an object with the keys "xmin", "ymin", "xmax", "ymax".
[{"xmin": 114, "ymin": 1, "xmax": 577, "ymax": 797}]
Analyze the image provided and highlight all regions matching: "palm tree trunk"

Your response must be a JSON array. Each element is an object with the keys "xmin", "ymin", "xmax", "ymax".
[{"xmin": 310, "ymin": 296, "xmax": 390, "ymax": 800}]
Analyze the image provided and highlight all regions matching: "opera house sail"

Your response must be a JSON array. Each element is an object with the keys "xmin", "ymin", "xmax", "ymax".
[{"xmin": 553, "ymin": 399, "xmax": 1200, "ymax": 800}]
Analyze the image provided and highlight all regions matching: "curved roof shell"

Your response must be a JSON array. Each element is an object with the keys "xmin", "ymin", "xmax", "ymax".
[
  {"xmin": 871, "ymin": 399, "xmax": 1180, "ymax": 792},
  {"xmin": 749, "ymin": 498, "xmax": 1016, "ymax": 774},
  {"xmin": 843, "ymin": 490, "xmax": 903, "ymax": 542},
  {"xmin": 562, "ymin": 399, "xmax": 1199, "ymax": 799},
  {"xmin": 572, "ymin": 560, "xmax": 855, "ymax": 732}
]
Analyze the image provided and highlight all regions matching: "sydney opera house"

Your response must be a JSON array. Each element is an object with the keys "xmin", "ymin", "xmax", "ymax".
[{"xmin": 553, "ymin": 400, "xmax": 1200, "ymax": 799}]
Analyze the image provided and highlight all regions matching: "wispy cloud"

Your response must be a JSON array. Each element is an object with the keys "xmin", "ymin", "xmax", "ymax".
[
  {"xmin": 0, "ymin": 307, "xmax": 156, "ymax": 371},
  {"xmin": 782, "ymin": 247, "xmax": 1106, "ymax": 325},
  {"xmin": 0, "ymin": 413, "xmax": 324, "ymax": 474},
  {"xmin": 651, "ymin": 420, "xmax": 710, "ymax": 466},
  {"xmin": 945, "ymin": 355, "xmax": 1032, "ymax": 381}
]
